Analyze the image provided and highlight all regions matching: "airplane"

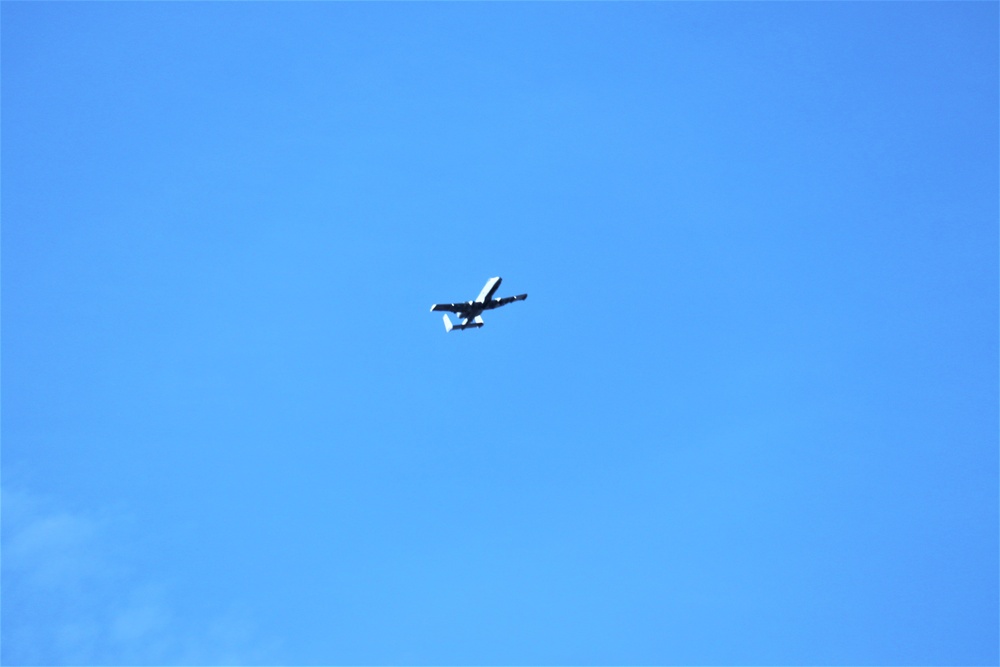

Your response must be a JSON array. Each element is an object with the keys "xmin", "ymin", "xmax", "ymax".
[{"xmin": 430, "ymin": 277, "xmax": 527, "ymax": 331}]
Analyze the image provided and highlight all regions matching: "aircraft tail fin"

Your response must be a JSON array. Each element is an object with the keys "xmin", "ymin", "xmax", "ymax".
[{"xmin": 444, "ymin": 315, "xmax": 485, "ymax": 332}]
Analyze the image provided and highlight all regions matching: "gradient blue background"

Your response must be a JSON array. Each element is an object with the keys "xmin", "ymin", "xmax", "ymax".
[{"xmin": 3, "ymin": 3, "xmax": 997, "ymax": 665}]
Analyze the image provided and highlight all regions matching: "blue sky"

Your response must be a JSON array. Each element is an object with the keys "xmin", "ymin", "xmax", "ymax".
[{"xmin": 2, "ymin": 3, "xmax": 997, "ymax": 665}]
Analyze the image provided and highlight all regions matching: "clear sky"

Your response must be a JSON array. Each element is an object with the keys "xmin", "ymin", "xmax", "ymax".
[{"xmin": 2, "ymin": 3, "xmax": 997, "ymax": 665}]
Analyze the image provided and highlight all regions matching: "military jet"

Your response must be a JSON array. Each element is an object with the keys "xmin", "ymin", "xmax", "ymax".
[{"xmin": 430, "ymin": 277, "xmax": 527, "ymax": 331}]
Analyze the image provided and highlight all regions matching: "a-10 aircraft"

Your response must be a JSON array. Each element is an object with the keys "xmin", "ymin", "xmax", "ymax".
[{"xmin": 430, "ymin": 277, "xmax": 527, "ymax": 331}]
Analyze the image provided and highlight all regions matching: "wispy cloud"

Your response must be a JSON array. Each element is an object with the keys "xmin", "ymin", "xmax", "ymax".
[
  {"xmin": 1, "ymin": 487, "xmax": 279, "ymax": 665},
  {"xmin": 3, "ymin": 488, "xmax": 105, "ymax": 591}
]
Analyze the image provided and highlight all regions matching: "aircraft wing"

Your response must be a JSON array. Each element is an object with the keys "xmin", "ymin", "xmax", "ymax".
[
  {"xmin": 430, "ymin": 302, "xmax": 468, "ymax": 314},
  {"xmin": 475, "ymin": 277, "xmax": 502, "ymax": 303},
  {"xmin": 491, "ymin": 293, "xmax": 528, "ymax": 308}
]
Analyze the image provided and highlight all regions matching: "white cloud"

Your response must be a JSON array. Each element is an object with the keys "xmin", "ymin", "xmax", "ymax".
[
  {"xmin": 4, "ymin": 506, "xmax": 103, "ymax": 590},
  {"xmin": 1, "ymin": 486, "xmax": 279, "ymax": 665}
]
